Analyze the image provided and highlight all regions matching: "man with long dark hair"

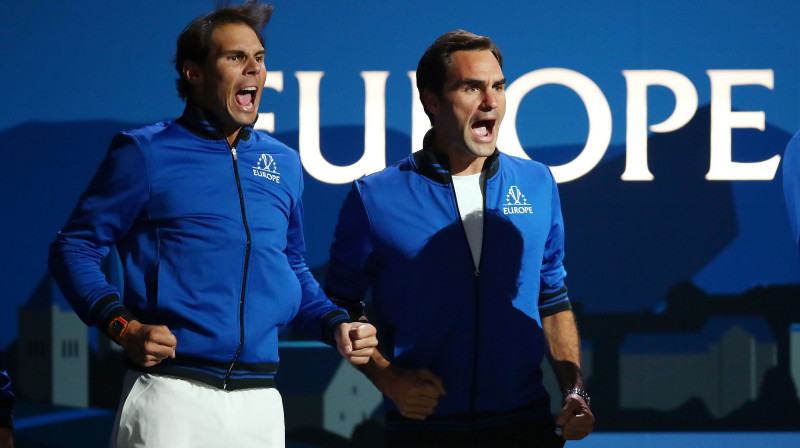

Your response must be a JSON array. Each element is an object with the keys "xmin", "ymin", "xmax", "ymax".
[{"xmin": 49, "ymin": 2, "xmax": 377, "ymax": 446}]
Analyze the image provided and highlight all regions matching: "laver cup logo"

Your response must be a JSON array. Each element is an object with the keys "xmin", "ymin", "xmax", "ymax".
[
  {"xmin": 503, "ymin": 186, "xmax": 533, "ymax": 215},
  {"xmin": 253, "ymin": 154, "xmax": 281, "ymax": 183}
]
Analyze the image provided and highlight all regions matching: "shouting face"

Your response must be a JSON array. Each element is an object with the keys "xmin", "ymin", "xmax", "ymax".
[
  {"xmin": 425, "ymin": 49, "xmax": 506, "ymax": 174},
  {"xmin": 186, "ymin": 22, "xmax": 267, "ymax": 142}
]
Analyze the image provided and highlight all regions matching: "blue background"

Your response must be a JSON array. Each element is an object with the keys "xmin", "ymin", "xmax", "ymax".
[{"xmin": 2, "ymin": 0, "xmax": 800, "ymax": 445}]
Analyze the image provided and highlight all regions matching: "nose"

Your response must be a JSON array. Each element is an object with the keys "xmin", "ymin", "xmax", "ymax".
[
  {"xmin": 245, "ymin": 57, "xmax": 262, "ymax": 75},
  {"xmin": 480, "ymin": 89, "xmax": 498, "ymax": 111}
]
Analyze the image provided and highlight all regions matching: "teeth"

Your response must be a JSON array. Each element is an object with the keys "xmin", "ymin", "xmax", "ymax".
[{"xmin": 242, "ymin": 87, "xmax": 257, "ymax": 92}]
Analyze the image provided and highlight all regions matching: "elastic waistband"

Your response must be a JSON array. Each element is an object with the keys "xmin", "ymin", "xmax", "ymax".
[{"xmin": 130, "ymin": 356, "xmax": 278, "ymax": 390}]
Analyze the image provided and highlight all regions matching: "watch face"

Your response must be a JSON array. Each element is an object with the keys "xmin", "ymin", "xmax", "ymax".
[{"xmin": 110, "ymin": 320, "xmax": 124, "ymax": 335}]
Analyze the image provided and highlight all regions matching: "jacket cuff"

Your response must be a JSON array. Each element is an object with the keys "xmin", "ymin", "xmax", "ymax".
[
  {"xmin": 540, "ymin": 299, "xmax": 573, "ymax": 317},
  {"xmin": 320, "ymin": 309, "xmax": 352, "ymax": 347},
  {"xmin": 539, "ymin": 285, "xmax": 571, "ymax": 317},
  {"xmin": 326, "ymin": 293, "xmax": 367, "ymax": 321},
  {"xmin": 89, "ymin": 294, "xmax": 137, "ymax": 338}
]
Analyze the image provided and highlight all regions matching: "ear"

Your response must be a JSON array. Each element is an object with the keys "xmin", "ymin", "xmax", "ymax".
[
  {"xmin": 421, "ymin": 89, "xmax": 441, "ymax": 117},
  {"xmin": 183, "ymin": 60, "xmax": 203, "ymax": 86}
]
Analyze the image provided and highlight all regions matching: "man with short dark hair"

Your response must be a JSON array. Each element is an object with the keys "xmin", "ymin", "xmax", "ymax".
[
  {"xmin": 48, "ymin": 2, "xmax": 377, "ymax": 446},
  {"xmin": 325, "ymin": 30, "xmax": 594, "ymax": 447}
]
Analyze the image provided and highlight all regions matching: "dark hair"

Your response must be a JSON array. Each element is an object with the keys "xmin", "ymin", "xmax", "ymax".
[
  {"xmin": 416, "ymin": 30, "xmax": 503, "ymax": 124},
  {"xmin": 174, "ymin": 1, "xmax": 274, "ymax": 101}
]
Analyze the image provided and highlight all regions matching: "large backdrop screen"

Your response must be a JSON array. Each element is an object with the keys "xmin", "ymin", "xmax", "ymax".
[{"xmin": 2, "ymin": 0, "xmax": 799, "ymax": 437}]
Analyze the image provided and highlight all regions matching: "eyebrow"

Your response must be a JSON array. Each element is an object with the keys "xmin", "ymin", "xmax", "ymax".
[
  {"xmin": 458, "ymin": 77, "xmax": 507, "ymax": 88},
  {"xmin": 222, "ymin": 49, "xmax": 266, "ymax": 57}
]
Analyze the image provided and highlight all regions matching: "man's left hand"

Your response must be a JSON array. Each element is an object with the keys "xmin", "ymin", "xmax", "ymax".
[
  {"xmin": 335, "ymin": 322, "xmax": 378, "ymax": 365},
  {"xmin": 557, "ymin": 394, "xmax": 594, "ymax": 440}
]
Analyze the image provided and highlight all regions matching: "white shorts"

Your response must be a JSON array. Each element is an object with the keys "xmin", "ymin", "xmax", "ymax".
[{"xmin": 110, "ymin": 370, "xmax": 285, "ymax": 448}]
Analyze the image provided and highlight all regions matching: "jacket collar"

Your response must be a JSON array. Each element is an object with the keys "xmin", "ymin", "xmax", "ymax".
[
  {"xmin": 176, "ymin": 102, "xmax": 254, "ymax": 143},
  {"xmin": 413, "ymin": 129, "xmax": 500, "ymax": 184}
]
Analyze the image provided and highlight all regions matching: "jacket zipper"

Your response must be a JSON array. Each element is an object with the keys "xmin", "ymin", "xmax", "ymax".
[
  {"xmin": 448, "ymin": 173, "xmax": 486, "ymax": 423},
  {"xmin": 473, "ymin": 172, "xmax": 487, "ymax": 423},
  {"xmin": 224, "ymin": 143, "xmax": 252, "ymax": 390}
]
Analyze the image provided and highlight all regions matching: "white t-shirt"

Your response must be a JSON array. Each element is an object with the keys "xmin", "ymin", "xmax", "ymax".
[{"xmin": 451, "ymin": 171, "xmax": 485, "ymax": 269}]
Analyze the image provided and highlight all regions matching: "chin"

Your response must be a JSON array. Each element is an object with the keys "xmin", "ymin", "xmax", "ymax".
[
  {"xmin": 229, "ymin": 112, "xmax": 256, "ymax": 127},
  {"xmin": 468, "ymin": 145, "xmax": 496, "ymax": 158}
]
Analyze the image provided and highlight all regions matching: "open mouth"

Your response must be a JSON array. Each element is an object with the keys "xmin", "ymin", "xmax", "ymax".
[
  {"xmin": 471, "ymin": 118, "xmax": 496, "ymax": 140},
  {"xmin": 235, "ymin": 86, "xmax": 258, "ymax": 111}
]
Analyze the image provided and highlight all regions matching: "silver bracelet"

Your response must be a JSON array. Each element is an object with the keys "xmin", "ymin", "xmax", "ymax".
[{"xmin": 563, "ymin": 388, "xmax": 591, "ymax": 407}]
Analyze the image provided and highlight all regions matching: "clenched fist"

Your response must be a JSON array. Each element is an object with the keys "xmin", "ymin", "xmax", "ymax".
[
  {"xmin": 120, "ymin": 321, "xmax": 177, "ymax": 367},
  {"xmin": 335, "ymin": 322, "xmax": 378, "ymax": 365}
]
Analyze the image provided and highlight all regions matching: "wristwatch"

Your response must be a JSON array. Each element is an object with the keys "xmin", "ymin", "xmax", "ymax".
[
  {"xmin": 563, "ymin": 388, "xmax": 591, "ymax": 407},
  {"xmin": 108, "ymin": 316, "xmax": 130, "ymax": 344}
]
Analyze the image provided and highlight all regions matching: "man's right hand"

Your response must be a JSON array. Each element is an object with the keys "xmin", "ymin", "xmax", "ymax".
[
  {"xmin": 379, "ymin": 366, "xmax": 446, "ymax": 420},
  {"xmin": 120, "ymin": 321, "xmax": 177, "ymax": 367}
]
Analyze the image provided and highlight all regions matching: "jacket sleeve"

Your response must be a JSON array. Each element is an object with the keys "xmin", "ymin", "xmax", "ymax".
[
  {"xmin": 286, "ymin": 174, "xmax": 351, "ymax": 346},
  {"xmin": 539, "ymin": 169, "xmax": 571, "ymax": 317},
  {"xmin": 783, "ymin": 131, "xmax": 800, "ymax": 248},
  {"xmin": 48, "ymin": 133, "xmax": 145, "ymax": 332},
  {"xmin": 0, "ymin": 352, "xmax": 12, "ymax": 430},
  {"xmin": 323, "ymin": 181, "xmax": 377, "ymax": 320}
]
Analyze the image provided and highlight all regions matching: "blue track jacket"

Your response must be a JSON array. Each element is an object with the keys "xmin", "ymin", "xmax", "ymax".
[
  {"xmin": 49, "ymin": 106, "xmax": 349, "ymax": 390},
  {"xmin": 326, "ymin": 132, "xmax": 571, "ymax": 425},
  {"xmin": 784, "ymin": 130, "xmax": 800, "ymax": 248}
]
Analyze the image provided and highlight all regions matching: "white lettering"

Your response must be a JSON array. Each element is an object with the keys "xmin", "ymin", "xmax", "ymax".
[
  {"xmin": 503, "ymin": 206, "xmax": 534, "ymax": 215},
  {"xmin": 409, "ymin": 71, "xmax": 430, "ymax": 153},
  {"xmin": 706, "ymin": 69, "xmax": 779, "ymax": 180},
  {"xmin": 254, "ymin": 71, "xmax": 284, "ymax": 133},
  {"xmin": 499, "ymin": 68, "xmax": 612, "ymax": 183},
  {"xmin": 297, "ymin": 71, "xmax": 389, "ymax": 184},
  {"xmin": 253, "ymin": 169, "xmax": 280, "ymax": 183},
  {"xmin": 285, "ymin": 68, "xmax": 776, "ymax": 185},
  {"xmin": 622, "ymin": 70, "xmax": 698, "ymax": 181}
]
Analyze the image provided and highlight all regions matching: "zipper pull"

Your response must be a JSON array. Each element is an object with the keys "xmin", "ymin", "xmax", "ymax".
[
  {"xmin": 474, "ymin": 268, "xmax": 480, "ymax": 277},
  {"xmin": 231, "ymin": 146, "xmax": 238, "ymax": 161}
]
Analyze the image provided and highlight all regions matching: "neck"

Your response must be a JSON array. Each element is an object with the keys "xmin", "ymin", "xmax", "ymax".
[
  {"xmin": 224, "ymin": 127, "xmax": 241, "ymax": 147},
  {"xmin": 450, "ymin": 156, "xmax": 486, "ymax": 176},
  {"xmin": 434, "ymin": 133, "xmax": 486, "ymax": 176},
  {"xmin": 185, "ymin": 100, "xmax": 245, "ymax": 146}
]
